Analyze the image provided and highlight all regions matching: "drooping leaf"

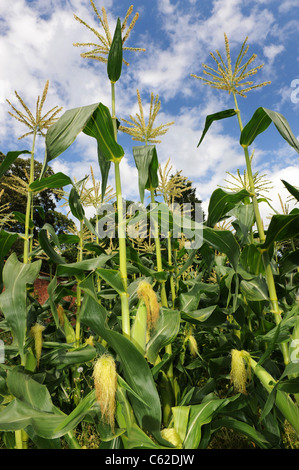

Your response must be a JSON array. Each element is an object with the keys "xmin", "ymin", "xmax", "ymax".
[
  {"xmin": 56, "ymin": 254, "xmax": 113, "ymax": 277},
  {"xmin": 206, "ymin": 188, "xmax": 250, "ymax": 227},
  {"xmin": 29, "ymin": 172, "xmax": 73, "ymax": 191},
  {"xmin": 240, "ymin": 107, "xmax": 299, "ymax": 153},
  {"xmin": 211, "ymin": 417, "xmax": 270, "ymax": 449},
  {"xmin": 197, "ymin": 109, "xmax": 237, "ymax": 147},
  {"xmin": 281, "ymin": 179, "xmax": 299, "ymax": 202},
  {"xmin": 45, "ymin": 102, "xmax": 99, "ymax": 162},
  {"xmin": 262, "ymin": 213, "xmax": 299, "ymax": 249},
  {"xmin": 0, "ymin": 150, "xmax": 31, "ymax": 178},
  {"xmin": 68, "ymin": 186, "xmax": 85, "ymax": 221},
  {"xmin": 83, "ymin": 103, "xmax": 124, "ymax": 197},
  {"xmin": 202, "ymin": 226, "xmax": 240, "ymax": 270},
  {"xmin": 38, "ymin": 224, "xmax": 66, "ymax": 265},
  {"xmin": 133, "ymin": 145, "xmax": 159, "ymax": 203},
  {"xmin": 44, "ymin": 102, "xmax": 124, "ymax": 192},
  {"xmin": 279, "ymin": 250, "xmax": 299, "ymax": 276},
  {"xmin": 96, "ymin": 268, "xmax": 126, "ymax": 294}
]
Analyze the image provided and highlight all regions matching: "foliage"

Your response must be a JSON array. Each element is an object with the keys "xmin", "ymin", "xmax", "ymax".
[{"xmin": 0, "ymin": 3, "xmax": 299, "ymax": 451}]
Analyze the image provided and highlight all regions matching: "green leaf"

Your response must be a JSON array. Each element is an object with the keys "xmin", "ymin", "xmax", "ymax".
[
  {"xmin": 7, "ymin": 368, "xmax": 54, "ymax": 412},
  {"xmin": 211, "ymin": 417, "xmax": 270, "ymax": 449},
  {"xmin": 203, "ymin": 226, "xmax": 240, "ymax": 270},
  {"xmin": 184, "ymin": 399, "xmax": 225, "ymax": 449},
  {"xmin": 107, "ymin": 17, "xmax": 123, "ymax": 83},
  {"xmin": 44, "ymin": 102, "xmax": 124, "ymax": 191},
  {"xmin": 239, "ymin": 243, "xmax": 265, "ymax": 276},
  {"xmin": 45, "ymin": 102, "xmax": 99, "ymax": 162},
  {"xmin": 133, "ymin": 145, "xmax": 159, "ymax": 203},
  {"xmin": 56, "ymin": 254, "xmax": 113, "ymax": 277},
  {"xmin": 281, "ymin": 180, "xmax": 299, "ymax": 202},
  {"xmin": 83, "ymin": 104, "xmax": 124, "ymax": 160},
  {"xmin": 96, "ymin": 268, "xmax": 126, "ymax": 294},
  {"xmin": 262, "ymin": 213, "xmax": 299, "ymax": 249},
  {"xmin": 230, "ymin": 203, "xmax": 255, "ymax": 245},
  {"xmin": 38, "ymin": 224, "xmax": 66, "ymax": 265},
  {"xmin": 29, "ymin": 172, "xmax": 72, "ymax": 191},
  {"xmin": 0, "ymin": 230, "xmax": 18, "ymax": 290},
  {"xmin": 182, "ymin": 305, "xmax": 227, "ymax": 327},
  {"xmin": 0, "ymin": 150, "xmax": 31, "ymax": 178},
  {"xmin": 146, "ymin": 308, "xmax": 181, "ymax": 364},
  {"xmin": 12, "ymin": 211, "xmax": 34, "ymax": 229},
  {"xmin": 240, "ymin": 107, "xmax": 299, "ymax": 153},
  {"xmin": 207, "ymin": 188, "xmax": 250, "ymax": 227},
  {"xmin": 197, "ymin": 109, "xmax": 237, "ymax": 147},
  {"xmin": 240, "ymin": 276, "xmax": 269, "ymax": 301},
  {"xmin": 0, "ymin": 369, "xmax": 96, "ymax": 439},
  {"xmin": 68, "ymin": 186, "xmax": 85, "ymax": 221},
  {"xmin": 41, "ymin": 345, "xmax": 96, "ymax": 369},
  {"xmin": 0, "ymin": 253, "xmax": 41, "ymax": 360},
  {"xmin": 279, "ymin": 250, "xmax": 299, "ymax": 276},
  {"xmin": 171, "ymin": 406, "xmax": 190, "ymax": 443},
  {"xmin": 83, "ymin": 103, "xmax": 124, "ymax": 197},
  {"xmin": 80, "ymin": 275, "xmax": 167, "ymax": 446}
]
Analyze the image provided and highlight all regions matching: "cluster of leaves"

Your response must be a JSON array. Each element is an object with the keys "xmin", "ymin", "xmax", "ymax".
[{"xmin": 0, "ymin": 3, "xmax": 299, "ymax": 451}]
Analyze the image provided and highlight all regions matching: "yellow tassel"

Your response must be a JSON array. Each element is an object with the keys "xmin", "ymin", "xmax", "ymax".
[
  {"xmin": 230, "ymin": 349, "xmax": 251, "ymax": 394},
  {"xmin": 188, "ymin": 334, "xmax": 199, "ymax": 357},
  {"xmin": 161, "ymin": 428, "xmax": 182, "ymax": 448},
  {"xmin": 137, "ymin": 281, "xmax": 160, "ymax": 330},
  {"xmin": 30, "ymin": 323, "xmax": 45, "ymax": 368},
  {"xmin": 93, "ymin": 354, "xmax": 117, "ymax": 432},
  {"xmin": 57, "ymin": 304, "xmax": 65, "ymax": 326}
]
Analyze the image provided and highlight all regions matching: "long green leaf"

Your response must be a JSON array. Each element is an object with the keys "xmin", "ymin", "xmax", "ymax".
[
  {"xmin": 83, "ymin": 103, "xmax": 124, "ymax": 197},
  {"xmin": 279, "ymin": 250, "xmax": 299, "ymax": 276},
  {"xmin": 69, "ymin": 186, "xmax": 85, "ymax": 221},
  {"xmin": 0, "ymin": 230, "xmax": 18, "ymax": 290},
  {"xmin": 80, "ymin": 275, "xmax": 169, "ymax": 446},
  {"xmin": 146, "ymin": 308, "xmax": 181, "ymax": 364},
  {"xmin": 133, "ymin": 145, "xmax": 159, "ymax": 203},
  {"xmin": 0, "ymin": 253, "xmax": 41, "ymax": 360},
  {"xmin": 30, "ymin": 172, "xmax": 73, "ymax": 191},
  {"xmin": 207, "ymin": 188, "xmax": 250, "ymax": 227},
  {"xmin": 0, "ymin": 150, "xmax": 31, "ymax": 178},
  {"xmin": 263, "ymin": 213, "xmax": 299, "ymax": 249},
  {"xmin": 240, "ymin": 276, "xmax": 269, "ymax": 301},
  {"xmin": 38, "ymin": 224, "xmax": 66, "ymax": 265},
  {"xmin": 184, "ymin": 399, "xmax": 225, "ymax": 449},
  {"xmin": 197, "ymin": 109, "xmax": 237, "ymax": 147},
  {"xmin": 240, "ymin": 107, "xmax": 299, "ymax": 153},
  {"xmin": 203, "ymin": 226, "xmax": 240, "ymax": 270},
  {"xmin": 182, "ymin": 305, "xmax": 227, "ymax": 327}
]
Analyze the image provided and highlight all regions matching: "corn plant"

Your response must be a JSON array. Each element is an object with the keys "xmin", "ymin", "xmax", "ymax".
[{"xmin": 0, "ymin": 2, "xmax": 298, "ymax": 450}]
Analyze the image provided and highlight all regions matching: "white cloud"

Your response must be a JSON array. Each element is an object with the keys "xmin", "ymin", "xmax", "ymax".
[{"xmin": 263, "ymin": 44, "xmax": 285, "ymax": 62}]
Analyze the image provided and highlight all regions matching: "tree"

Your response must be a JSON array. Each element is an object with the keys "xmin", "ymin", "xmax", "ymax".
[{"xmin": 0, "ymin": 152, "xmax": 75, "ymax": 261}]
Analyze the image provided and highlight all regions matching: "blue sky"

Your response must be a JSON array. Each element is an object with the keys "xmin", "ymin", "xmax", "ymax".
[{"xmin": 0, "ymin": 0, "xmax": 298, "ymax": 225}]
